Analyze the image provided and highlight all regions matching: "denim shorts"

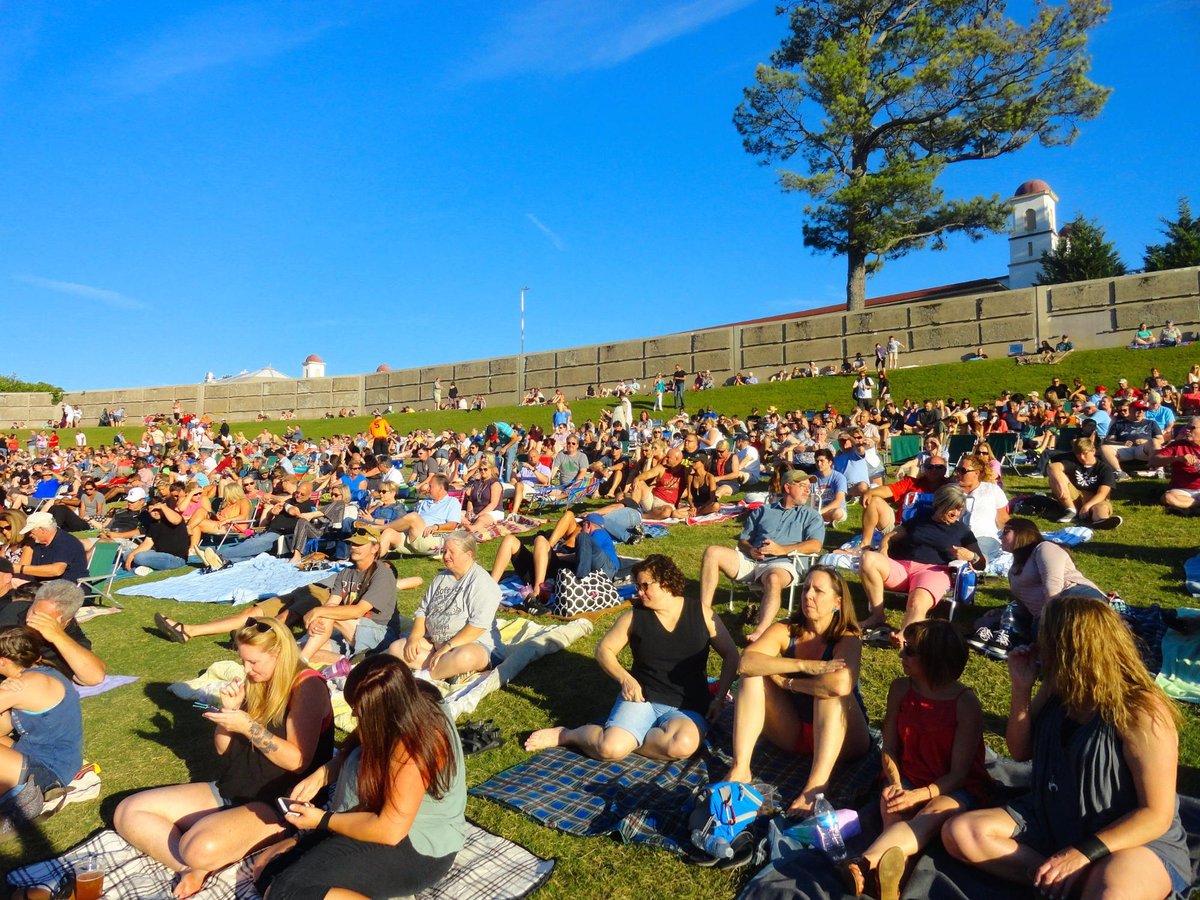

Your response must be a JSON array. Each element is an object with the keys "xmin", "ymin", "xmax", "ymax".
[
  {"xmin": 605, "ymin": 697, "xmax": 707, "ymax": 745},
  {"xmin": 206, "ymin": 782, "xmax": 234, "ymax": 809},
  {"xmin": 352, "ymin": 618, "xmax": 389, "ymax": 654}
]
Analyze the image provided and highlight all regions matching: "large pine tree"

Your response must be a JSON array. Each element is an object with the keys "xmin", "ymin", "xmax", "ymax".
[
  {"xmin": 1035, "ymin": 216, "xmax": 1126, "ymax": 285},
  {"xmin": 1144, "ymin": 198, "xmax": 1200, "ymax": 272}
]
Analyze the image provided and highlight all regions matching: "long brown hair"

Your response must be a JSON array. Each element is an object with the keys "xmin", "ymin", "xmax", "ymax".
[
  {"xmin": 788, "ymin": 565, "xmax": 860, "ymax": 642},
  {"xmin": 342, "ymin": 655, "xmax": 456, "ymax": 813},
  {"xmin": 1039, "ymin": 596, "xmax": 1179, "ymax": 734}
]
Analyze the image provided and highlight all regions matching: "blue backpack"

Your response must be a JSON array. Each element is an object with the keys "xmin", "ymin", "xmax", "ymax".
[{"xmin": 688, "ymin": 781, "xmax": 764, "ymax": 858}]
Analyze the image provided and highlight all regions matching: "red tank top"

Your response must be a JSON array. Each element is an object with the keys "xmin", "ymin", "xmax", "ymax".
[
  {"xmin": 896, "ymin": 683, "xmax": 991, "ymax": 800},
  {"xmin": 652, "ymin": 466, "xmax": 684, "ymax": 504}
]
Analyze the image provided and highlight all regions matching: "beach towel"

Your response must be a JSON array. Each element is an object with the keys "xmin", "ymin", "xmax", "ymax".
[
  {"xmin": 655, "ymin": 501, "xmax": 758, "ymax": 526},
  {"xmin": 1042, "ymin": 525, "xmax": 1094, "ymax": 546},
  {"xmin": 7, "ymin": 823, "xmax": 555, "ymax": 900},
  {"xmin": 116, "ymin": 554, "xmax": 347, "ymax": 604},
  {"xmin": 471, "ymin": 705, "xmax": 880, "ymax": 856},
  {"xmin": 75, "ymin": 674, "xmax": 138, "ymax": 700},
  {"xmin": 1157, "ymin": 609, "xmax": 1200, "ymax": 703},
  {"xmin": 471, "ymin": 513, "xmax": 546, "ymax": 543}
]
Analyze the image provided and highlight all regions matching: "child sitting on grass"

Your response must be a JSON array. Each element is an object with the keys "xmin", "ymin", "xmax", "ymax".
[{"xmin": 838, "ymin": 620, "xmax": 991, "ymax": 899}]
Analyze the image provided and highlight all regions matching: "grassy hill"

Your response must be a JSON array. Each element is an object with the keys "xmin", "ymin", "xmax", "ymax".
[{"xmin": 4, "ymin": 343, "xmax": 1200, "ymax": 898}]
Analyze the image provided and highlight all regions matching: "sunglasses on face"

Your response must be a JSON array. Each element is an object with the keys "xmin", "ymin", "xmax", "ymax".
[{"xmin": 635, "ymin": 580, "xmax": 658, "ymax": 593}]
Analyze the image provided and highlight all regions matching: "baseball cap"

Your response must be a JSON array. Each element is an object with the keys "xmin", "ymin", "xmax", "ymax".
[
  {"xmin": 734, "ymin": 432, "xmax": 749, "ymax": 441},
  {"xmin": 782, "ymin": 469, "xmax": 814, "ymax": 484},
  {"xmin": 20, "ymin": 511, "xmax": 56, "ymax": 534},
  {"xmin": 1131, "ymin": 400, "xmax": 1149, "ymax": 411},
  {"xmin": 583, "ymin": 513, "xmax": 605, "ymax": 526},
  {"xmin": 126, "ymin": 487, "xmax": 148, "ymax": 502},
  {"xmin": 347, "ymin": 524, "xmax": 382, "ymax": 545}
]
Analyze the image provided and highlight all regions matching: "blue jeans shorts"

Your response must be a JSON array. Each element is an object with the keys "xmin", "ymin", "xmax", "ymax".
[{"xmin": 605, "ymin": 697, "xmax": 707, "ymax": 746}]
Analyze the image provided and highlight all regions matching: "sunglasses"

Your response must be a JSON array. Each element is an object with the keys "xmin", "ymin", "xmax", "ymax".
[
  {"xmin": 353, "ymin": 526, "xmax": 376, "ymax": 537},
  {"xmin": 955, "ymin": 467, "xmax": 978, "ymax": 475},
  {"xmin": 635, "ymin": 580, "xmax": 658, "ymax": 593},
  {"xmin": 243, "ymin": 617, "xmax": 272, "ymax": 634}
]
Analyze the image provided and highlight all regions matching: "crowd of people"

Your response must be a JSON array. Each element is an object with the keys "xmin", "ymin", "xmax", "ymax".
[{"xmin": 0, "ymin": 350, "xmax": 1197, "ymax": 899}]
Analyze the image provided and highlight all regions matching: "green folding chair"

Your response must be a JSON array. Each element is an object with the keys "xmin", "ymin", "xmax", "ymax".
[{"xmin": 79, "ymin": 541, "xmax": 123, "ymax": 608}]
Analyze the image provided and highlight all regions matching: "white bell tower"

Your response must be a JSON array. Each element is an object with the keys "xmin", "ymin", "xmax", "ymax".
[
  {"xmin": 1007, "ymin": 179, "xmax": 1059, "ymax": 289},
  {"xmin": 302, "ymin": 354, "xmax": 325, "ymax": 379}
]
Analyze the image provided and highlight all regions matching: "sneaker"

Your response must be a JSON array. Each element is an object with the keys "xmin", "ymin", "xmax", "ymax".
[
  {"xmin": 320, "ymin": 658, "xmax": 352, "ymax": 681},
  {"xmin": 1056, "ymin": 508, "xmax": 1078, "ymax": 524},
  {"xmin": 626, "ymin": 525, "xmax": 645, "ymax": 545},
  {"xmin": 1091, "ymin": 515, "xmax": 1123, "ymax": 530},
  {"xmin": 967, "ymin": 625, "xmax": 994, "ymax": 652},
  {"xmin": 133, "ymin": 565, "xmax": 152, "ymax": 577},
  {"xmin": 60, "ymin": 763, "xmax": 102, "ymax": 807},
  {"xmin": 984, "ymin": 630, "xmax": 1012, "ymax": 660}
]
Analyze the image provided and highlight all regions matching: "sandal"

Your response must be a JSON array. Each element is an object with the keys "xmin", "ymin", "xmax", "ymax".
[
  {"xmin": 835, "ymin": 856, "xmax": 869, "ymax": 896},
  {"xmin": 458, "ymin": 720, "xmax": 503, "ymax": 755},
  {"xmin": 862, "ymin": 625, "xmax": 896, "ymax": 648},
  {"xmin": 154, "ymin": 613, "xmax": 189, "ymax": 644},
  {"xmin": 875, "ymin": 846, "xmax": 905, "ymax": 900}
]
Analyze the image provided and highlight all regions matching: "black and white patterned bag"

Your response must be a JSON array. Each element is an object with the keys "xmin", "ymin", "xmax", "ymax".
[{"xmin": 553, "ymin": 569, "xmax": 622, "ymax": 617}]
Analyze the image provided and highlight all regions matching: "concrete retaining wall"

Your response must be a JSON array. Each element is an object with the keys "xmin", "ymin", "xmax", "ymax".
[{"xmin": 4, "ymin": 268, "xmax": 1197, "ymax": 425}]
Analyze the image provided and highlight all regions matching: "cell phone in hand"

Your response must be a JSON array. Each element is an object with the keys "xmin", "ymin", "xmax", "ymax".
[
  {"xmin": 193, "ymin": 701, "xmax": 222, "ymax": 713},
  {"xmin": 276, "ymin": 797, "xmax": 294, "ymax": 817}
]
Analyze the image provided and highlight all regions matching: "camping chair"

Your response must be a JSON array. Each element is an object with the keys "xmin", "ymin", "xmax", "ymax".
[
  {"xmin": 78, "ymin": 541, "xmax": 123, "ymax": 608},
  {"xmin": 525, "ymin": 478, "xmax": 593, "ymax": 515},
  {"xmin": 726, "ymin": 550, "xmax": 821, "ymax": 617},
  {"xmin": 213, "ymin": 496, "xmax": 263, "ymax": 551},
  {"xmin": 945, "ymin": 434, "xmax": 976, "ymax": 467},
  {"xmin": 986, "ymin": 433, "xmax": 1023, "ymax": 474},
  {"xmin": 887, "ymin": 434, "xmax": 921, "ymax": 469},
  {"xmin": 885, "ymin": 495, "xmax": 977, "ymax": 622}
]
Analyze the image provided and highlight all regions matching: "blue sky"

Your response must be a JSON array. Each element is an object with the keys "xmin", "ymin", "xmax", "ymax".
[{"xmin": 1, "ymin": 0, "xmax": 1197, "ymax": 391}]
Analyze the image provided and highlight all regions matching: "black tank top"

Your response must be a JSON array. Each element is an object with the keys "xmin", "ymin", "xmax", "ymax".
[
  {"xmin": 216, "ymin": 670, "xmax": 335, "ymax": 806},
  {"xmin": 628, "ymin": 598, "xmax": 711, "ymax": 714}
]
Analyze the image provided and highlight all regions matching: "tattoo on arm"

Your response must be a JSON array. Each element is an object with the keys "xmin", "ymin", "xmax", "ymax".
[{"xmin": 248, "ymin": 722, "xmax": 280, "ymax": 755}]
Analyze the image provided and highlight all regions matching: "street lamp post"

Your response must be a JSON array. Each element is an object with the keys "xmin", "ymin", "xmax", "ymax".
[{"xmin": 518, "ymin": 286, "xmax": 528, "ymax": 405}]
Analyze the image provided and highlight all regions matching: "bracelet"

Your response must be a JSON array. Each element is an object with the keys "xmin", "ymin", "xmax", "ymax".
[
  {"xmin": 1073, "ymin": 835, "xmax": 1110, "ymax": 862},
  {"xmin": 318, "ymin": 810, "xmax": 334, "ymax": 831}
]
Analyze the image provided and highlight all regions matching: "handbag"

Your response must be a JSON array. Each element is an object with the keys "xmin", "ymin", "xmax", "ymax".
[{"xmin": 552, "ymin": 569, "xmax": 622, "ymax": 617}]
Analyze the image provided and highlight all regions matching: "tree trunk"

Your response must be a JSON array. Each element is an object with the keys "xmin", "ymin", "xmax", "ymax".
[{"xmin": 845, "ymin": 249, "xmax": 867, "ymax": 312}]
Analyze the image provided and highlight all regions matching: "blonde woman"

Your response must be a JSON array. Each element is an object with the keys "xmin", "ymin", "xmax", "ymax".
[
  {"xmin": 945, "ymin": 596, "xmax": 1190, "ymax": 898},
  {"xmin": 0, "ymin": 509, "xmax": 28, "ymax": 566},
  {"xmin": 188, "ymin": 481, "xmax": 253, "ymax": 558},
  {"xmin": 115, "ymin": 619, "xmax": 334, "ymax": 899}
]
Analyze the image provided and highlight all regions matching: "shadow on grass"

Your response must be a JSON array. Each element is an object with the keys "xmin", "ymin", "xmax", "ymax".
[{"xmin": 134, "ymin": 681, "xmax": 219, "ymax": 784}]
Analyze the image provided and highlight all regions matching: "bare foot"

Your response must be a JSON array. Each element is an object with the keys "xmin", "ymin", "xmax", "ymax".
[
  {"xmin": 524, "ymin": 727, "xmax": 566, "ymax": 752},
  {"xmin": 173, "ymin": 868, "xmax": 209, "ymax": 899},
  {"xmin": 786, "ymin": 789, "xmax": 819, "ymax": 819},
  {"xmin": 724, "ymin": 765, "xmax": 754, "ymax": 785}
]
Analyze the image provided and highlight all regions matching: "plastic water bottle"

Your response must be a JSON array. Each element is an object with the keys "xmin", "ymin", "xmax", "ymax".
[
  {"xmin": 998, "ymin": 602, "xmax": 1017, "ymax": 635},
  {"xmin": 954, "ymin": 564, "xmax": 977, "ymax": 606},
  {"xmin": 813, "ymin": 793, "xmax": 846, "ymax": 861},
  {"xmin": 702, "ymin": 834, "xmax": 734, "ymax": 860}
]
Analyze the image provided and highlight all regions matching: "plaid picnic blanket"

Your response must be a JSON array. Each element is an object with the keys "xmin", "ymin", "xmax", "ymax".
[
  {"xmin": 7, "ymin": 823, "xmax": 555, "ymax": 900},
  {"xmin": 471, "ymin": 705, "xmax": 881, "ymax": 855}
]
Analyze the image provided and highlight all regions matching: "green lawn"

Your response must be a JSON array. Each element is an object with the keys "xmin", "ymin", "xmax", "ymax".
[{"xmin": 4, "ymin": 345, "xmax": 1200, "ymax": 898}]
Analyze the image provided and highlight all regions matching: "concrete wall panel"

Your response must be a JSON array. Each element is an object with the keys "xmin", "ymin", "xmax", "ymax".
[
  {"xmin": 980, "ymin": 290, "xmax": 1036, "ymax": 320},
  {"xmin": 786, "ymin": 315, "xmax": 843, "ymax": 342},
  {"xmin": 740, "ymin": 344, "xmax": 786, "ymax": 370},
  {"xmin": 741, "ymin": 323, "xmax": 785, "ymax": 347},
  {"xmin": 454, "ymin": 377, "xmax": 489, "ymax": 396},
  {"xmin": 644, "ymin": 335, "xmax": 691, "ymax": 358},
  {"xmin": 490, "ymin": 357, "xmax": 516, "ymax": 376},
  {"xmin": 364, "ymin": 388, "xmax": 390, "ymax": 407},
  {"xmin": 525, "ymin": 351, "xmax": 556, "ymax": 373},
  {"xmin": 454, "ymin": 360, "xmax": 488, "ymax": 379},
  {"xmin": 556, "ymin": 365, "xmax": 597, "ymax": 387},
  {"xmin": 1114, "ymin": 269, "xmax": 1199, "ymax": 304},
  {"xmin": 788, "ymin": 336, "xmax": 843, "ymax": 364},
  {"xmin": 599, "ymin": 341, "xmax": 641, "ymax": 364},
  {"xmin": 1048, "ymin": 280, "xmax": 1111, "ymax": 312},
  {"xmin": 1113, "ymin": 298, "xmax": 1199, "ymax": 331},
  {"xmin": 910, "ymin": 322, "xmax": 979, "ymax": 351},
  {"xmin": 490, "ymin": 374, "xmax": 517, "ymax": 394},
  {"xmin": 364, "ymin": 373, "xmax": 390, "ymax": 391},
  {"xmin": 910, "ymin": 297, "xmax": 978, "ymax": 326},
  {"xmin": 693, "ymin": 350, "xmax": 732, "ymax": 374},
  {"xmin": 980, "ymin": 316, "xmax": 1032, "ymax": 344},
  {"xmin": 693, "ymin": 329, "xmax": 731, "ymax": 352},
  {"xmin": 389, "ymin": 369, "xmax": 419, "ymax": 387}
]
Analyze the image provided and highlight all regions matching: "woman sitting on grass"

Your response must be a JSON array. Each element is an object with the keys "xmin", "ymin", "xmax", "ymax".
[
  {"xmin": 258, "ymin": 654, "xmax": 465, "ymax": 899},
  {"xmin": 525, "ymin": 554, "xmax": 739, "ymax": 761},
  {"xmin": 0, "ymin": 626, "xmax": 83, "ymax": 822},
  {"xmin": 944, "ymin": 596, "xmax": 1191, "ymax": 899},
  {"xmin": 724, "ymin": 565, "xmax": 871, "ymax": 817},
  {"xmin": 115, "ymin": 618, "xmax": 334, "ymax": 899},
  {"xmin": 838, "ymin": 620, "xmax": 991, "ymax": 898},
  {"xmin": 682, "ymin": 456, "xmax": 722, "ymax": 517}
]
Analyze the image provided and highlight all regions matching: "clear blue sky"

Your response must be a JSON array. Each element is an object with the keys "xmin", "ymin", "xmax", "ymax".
[{"xmin": 1, "ymin": 0, "xmax": 1196, "ymax": 391}]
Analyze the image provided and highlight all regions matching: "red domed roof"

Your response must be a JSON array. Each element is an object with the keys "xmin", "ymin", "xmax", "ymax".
[
  {"xmin": 304, "ymin": 354, "xmax": 324, "ymax": 364},
  {"xmin": 1014, "ymin": 179, "xmax": 1053, "ymax": 197},
  {"xmin": 375, "ymin": 364, "xmax": 392, "ymax": 373}
]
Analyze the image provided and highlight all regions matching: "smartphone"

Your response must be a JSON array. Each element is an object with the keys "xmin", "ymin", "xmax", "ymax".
[
  {"xmin": 275, "ymin": 797, "xmax": 293, "ymax": 817},
  {"xmin": 193, "ymin": 701, "xmax": 222, "ymax": 713}
]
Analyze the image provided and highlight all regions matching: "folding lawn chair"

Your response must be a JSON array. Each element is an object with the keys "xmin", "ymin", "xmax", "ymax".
[
  {"xmin": 726, "ymin": 551, "xmax": 821, "ymax": 617},
  {"xmin": 986, "ymin": 433, "xmax": 1023, "ymax": 475},
  {"xmin": 887, "ymin": 434, "xmax": 921, "ymax": 469},
  {"xmin": 78, "ymin": 541, "xmax": 123, "ymax": 609},
  {"xmin": 945, "ymin": 434, "xmax": 976, "ymax": 467}
]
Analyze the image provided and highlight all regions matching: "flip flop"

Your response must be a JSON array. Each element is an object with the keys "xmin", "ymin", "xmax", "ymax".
[
  {"xmin": 154, "ymin": 612, "xmax": 189, "ymax": 644},
  {"xmin": 862, "ymin": 625, "xmax": 896, "ymax": 648},
  {"xmin": 876, "ymin": 845, "xmax": 906, "ymax": 900}
]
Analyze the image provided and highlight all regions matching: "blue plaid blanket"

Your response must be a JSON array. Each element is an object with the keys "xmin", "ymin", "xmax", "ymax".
[{"xmin": 471, "ymin": 708, "xmax": 881, "ymax": 855}]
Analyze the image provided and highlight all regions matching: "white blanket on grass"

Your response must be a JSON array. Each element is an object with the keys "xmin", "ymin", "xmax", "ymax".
[{"xmin": 116, "ymin": 554, "xmax": 347, "ymax": 604}]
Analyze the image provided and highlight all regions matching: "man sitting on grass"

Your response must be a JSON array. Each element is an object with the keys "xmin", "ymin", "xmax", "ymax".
[{"xmin": 0, "ymin": 580, "xmax": 106, "ymax": 686}]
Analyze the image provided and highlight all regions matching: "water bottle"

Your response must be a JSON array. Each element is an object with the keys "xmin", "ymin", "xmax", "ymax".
[
  {"xmin": 702, "ymin": 834, "xmax": 734, "ymax": 860},
  {"xmin": 813, "ymin": 793, "xmax": 846, "ymax": 861},
  {"xmin": 954, "ymin": 564, "xmax": 977, "ymax": 606},
  {"xmin": 998, "ymin": 602, "xmax": 1017, "ymax": 635}
]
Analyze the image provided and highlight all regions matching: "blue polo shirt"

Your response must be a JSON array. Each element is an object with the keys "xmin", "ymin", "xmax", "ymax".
[{"xmin": 739, "ymin": 502, "xmax": 825, "ymax": 551}]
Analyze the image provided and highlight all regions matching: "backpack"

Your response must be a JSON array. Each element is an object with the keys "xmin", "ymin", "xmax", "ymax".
[{"xmin": 688, "ymin": 781, "xmax": 764, "ymax": 858}]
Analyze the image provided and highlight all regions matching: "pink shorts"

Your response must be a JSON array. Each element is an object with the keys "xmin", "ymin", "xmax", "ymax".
[{"xmin": 884, "ymin": 559, "xmax": 952, "ymax": 601}]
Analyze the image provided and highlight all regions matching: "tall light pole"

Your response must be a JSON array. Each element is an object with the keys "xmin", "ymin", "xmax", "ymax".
[{"xmin": 518, "ymin": 286, "xmax": 529, "ymax": 405}]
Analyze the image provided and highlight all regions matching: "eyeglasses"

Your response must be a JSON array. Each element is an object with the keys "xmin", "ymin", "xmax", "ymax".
[
  {"xmin": 635, "ymin": 580, "xmax": 658, "ymax": 593},
  {"xmin": 955, "ymin": 467, "xmax": 978, "ymax": 475},
  {"xmin": 243, "ymin": 617, "xmax": 272, "ymax": 634}
]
